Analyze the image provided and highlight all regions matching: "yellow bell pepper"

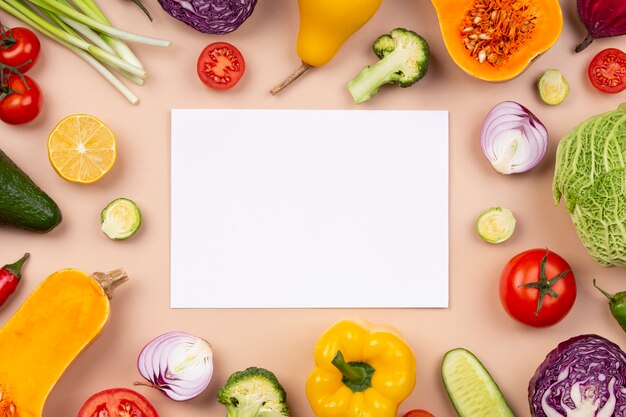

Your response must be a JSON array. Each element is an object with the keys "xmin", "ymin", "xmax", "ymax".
[{"xmin": 306, "ymin": 319, "xmax": 416, "ymax": 417}]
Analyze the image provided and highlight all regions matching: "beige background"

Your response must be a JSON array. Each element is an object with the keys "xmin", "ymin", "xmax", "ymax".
[{"xmin": 1, "ymin": 0, "xmax": 626, "ymax": 416}]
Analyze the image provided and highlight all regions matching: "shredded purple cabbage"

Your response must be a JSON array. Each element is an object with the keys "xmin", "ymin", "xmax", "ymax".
[
  {"xmin": 529, "ymin": 334, "xmax": 626, "ymax": 417},
  {"xmin": 157, "ymin": 0, "xmax": 258, "ymax": 34}
]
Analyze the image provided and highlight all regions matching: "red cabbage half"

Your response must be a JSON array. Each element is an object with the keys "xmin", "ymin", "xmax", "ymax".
[
  {"xmin": 157, "ymin": 0, "xmax": 258, "ymax": 34},
  {"xmin": 529, "ymin": 334, "xmax": 626, "ymax": 417}
]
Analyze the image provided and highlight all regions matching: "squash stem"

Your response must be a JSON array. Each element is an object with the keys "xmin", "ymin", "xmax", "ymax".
[
  {"xmin": 92, "ymin": 268, "xmax": 128, "ymax": 299},
  {"xmin": 270, "ymin": 62, "xmax": 312, "ymax": 95}
]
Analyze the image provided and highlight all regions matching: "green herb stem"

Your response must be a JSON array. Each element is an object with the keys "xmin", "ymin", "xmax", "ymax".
[
  {"xmin": 63, "ymin": 0, "xmax": 145, "ymax": 69},
  {"xmin": 86, "ymin": 45, "xmax": 145, "ymax": 78},
  {"xmin": 60, "ymin": 16, "xmax": 115, "ymax": 53},
  {"xmin": 0, "ymin": 0, "xmax": 140, "ymax": 103},
  {"xmin": 28, "ymin": 0, "xmax": 170, "ymax": 47},
  {"xmin": 0, "ymin": 0, "xmax": 166, "ymax": 103},
  {"xmin": 0, "ymin": 2, "xmax": 145, "ymax": 79},
  {"xmin": 75, "ymin": 47, "xmax": 139, "ymax": 103},
  {"xmin": 116, "ymin": 67, "xmax": 145, "ymax": 86},
  {"xmin": 74, "ymin": 0, "xmax": 108, "ymax": 23},
  {"xmin": 67, "ymin": 0, "xmax": 105, "ymax": 21},
  {"xmin": 0, "ymin": 0, "xmax": 68, "ymax": 47},
  {"xmin": 105, "ymin": 37, "xmax": 144, "ymax": 69},
  {"xmin": 38, "ymin": 5, "xmax": 78, "ymax": 36}
]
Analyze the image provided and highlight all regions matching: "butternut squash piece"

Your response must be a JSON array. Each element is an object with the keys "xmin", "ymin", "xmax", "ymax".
[
  {"xmin": 0, "ymin": 268, "xmax": 127, "ymax": 417},
  {"xmin": 432, "ymin": 0, "xmax": 562, "ymax": 81}
]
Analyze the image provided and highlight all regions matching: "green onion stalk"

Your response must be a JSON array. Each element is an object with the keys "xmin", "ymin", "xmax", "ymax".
[{"xmin": 0, "ymin": 0, "xmax": 170, "ymax": 104}]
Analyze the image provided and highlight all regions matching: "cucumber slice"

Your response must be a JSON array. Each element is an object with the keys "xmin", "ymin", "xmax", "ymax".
[
  {"xmin": 101, "ymin": 198, "xmax": 142, "ymax": 240},
  {"xmin": 442, "ymin": 348, "xmax": 516, "ymax": 417},
  {"xmin": 476, "ymin": 207, "xmax": 516, "ymax": 244}
]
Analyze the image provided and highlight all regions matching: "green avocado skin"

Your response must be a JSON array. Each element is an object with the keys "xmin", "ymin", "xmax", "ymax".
[{"xmin": 0, "ymin": 148, "xmax": 62, "ymax": 233}]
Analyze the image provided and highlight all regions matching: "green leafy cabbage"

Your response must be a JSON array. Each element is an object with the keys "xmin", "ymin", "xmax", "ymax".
[{"xmin": 553, "ymin": 103, "xmax": 626, "ymax": 266}]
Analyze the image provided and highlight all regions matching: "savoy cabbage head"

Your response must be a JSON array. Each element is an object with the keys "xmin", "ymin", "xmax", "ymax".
[{"xmin": 553, "ymin": 104, "xmax": 626, "ymax": 267}]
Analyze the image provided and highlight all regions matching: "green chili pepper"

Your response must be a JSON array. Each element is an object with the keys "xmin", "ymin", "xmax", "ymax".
[{"xmin": 593, "ymin": 279, "xmax": 626, "ymax": 332}]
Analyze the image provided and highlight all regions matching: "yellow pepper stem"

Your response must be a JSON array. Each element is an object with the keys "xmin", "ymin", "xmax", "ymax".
[{"xmin": 331, "ymin": 350, "xmax": 375, "ymax": 392}]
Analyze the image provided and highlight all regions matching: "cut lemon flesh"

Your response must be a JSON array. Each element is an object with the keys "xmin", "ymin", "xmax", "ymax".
[
  {"xmin": 101, "ymin": 198, "xmax": 142, "ymax": 240},
  {"xmin": 442, "ymin": 349, "xmax": 515, "ymax": 417},
  {"xmin": 48, "ymin": 114, "xmax": 116, "ymax": 184}
]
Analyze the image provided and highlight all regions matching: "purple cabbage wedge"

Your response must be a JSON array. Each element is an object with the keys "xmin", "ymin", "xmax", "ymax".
[
  {"xmin": 575, "ymin": 0, "xmax": 626, "ymax": 52},
  {"xmin": 157, "ymin": 0, "xmax": 258, "ymax": 34},
  {"xmin": 529, "ymin": 334, "xmax": 626, "ymax": 417}
]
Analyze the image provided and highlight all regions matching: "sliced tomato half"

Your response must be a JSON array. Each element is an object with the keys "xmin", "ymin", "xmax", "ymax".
[
  {"xmin": 403, "ymin": 410, "xmax": 436, "ymax": 417},
  {"xmin": 588, "ymin": 48, "xmax": 626, "ymax": 94},
  {"xmin": 196, "ymin": 41, "xmax": 245, "ymax": 91},
  {"xmin": 77, "ymin": 388, "xmax": 159, "ymax": 417}
]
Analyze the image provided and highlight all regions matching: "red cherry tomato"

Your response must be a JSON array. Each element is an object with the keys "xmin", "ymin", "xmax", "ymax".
[
  {"xmin": 588, "ymin": 48, "xmax": 626, "ymax": 94},
  {"xmin": 499, "ymin": 248, "xmax": 576, "ymax": 328},
  {"xmin": 77, "ymin": 388, "xmax": 159, "ymax": 417},
  {"xmin": 197, "ymin": 42, "xmax": 245, "ymax": 90},
  {"xmin": 0, "ymin": 73, "xmax": 43, "ymax": 125},
  {"xmin": 0, "ymin": 27, "xmax": 41, "ymax": 72},
  {"xmin": 403, "ymin": 410, "xmax": 435, "ymax": 417}
]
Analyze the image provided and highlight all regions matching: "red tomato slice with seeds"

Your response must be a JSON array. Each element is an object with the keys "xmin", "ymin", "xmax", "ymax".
[
  {"xmin": 588, "ymin": 48, "xmax": 626, "ymax": 94},
  {"xmin": 77, "ymin": 388, "xmax": 159, "ymax": 417},
  {"xmin": 403, "ymin": 409, "xmax": 436, "ymax": 417},
  {"xmin": 197, "ymin": 42, "xmax": 245, "ymax": 91}
]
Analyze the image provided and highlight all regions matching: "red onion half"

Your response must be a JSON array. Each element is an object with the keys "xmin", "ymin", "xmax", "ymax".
[
  {"xmin": 137, "ymin": 331, "xmax": 213, "ymax": 401},
  {"xmin": 480, "ymin": 101, "xmax": 548, "ymax": 175}
]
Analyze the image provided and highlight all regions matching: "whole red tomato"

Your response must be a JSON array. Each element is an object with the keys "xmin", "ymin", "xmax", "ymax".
[
  {"xmin": 403, "ymin": 410, "xmax": 435, "ymax": 417},
  {"xmin": 77, "ymin": 388, "xmax": 159, "ymax": 417},
  {"xmin": 499, "ymin": 248, "xmax": 576, "ymax": 327},
  {"xmin": 0, "ymin": 73, "xmax": 43, "ymax": 125},
  {"xmin": 588, "ymin": 48, "xmax": 626, "ymax": 94},
  {"xmin": 0, "ymin": 27, "xmax": 41, "ymax": 72}
]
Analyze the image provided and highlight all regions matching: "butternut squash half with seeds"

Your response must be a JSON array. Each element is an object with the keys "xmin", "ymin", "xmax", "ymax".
[
  {"xmin": 0, "ymin": 268, "xmax": 127, "ymax": 417},
  {"xmin": 432, "ymin": 0, "xmax": 562, "ymax": 81}
]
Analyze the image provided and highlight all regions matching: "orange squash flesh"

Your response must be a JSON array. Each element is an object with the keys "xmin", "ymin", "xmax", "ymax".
[
  {"xmin": 432, "ymin": 0, "xmax": 562, "ymax": 81},
  {"xmin": 0, "ymin": 268, "xmax": 126, "ymax": 417}
]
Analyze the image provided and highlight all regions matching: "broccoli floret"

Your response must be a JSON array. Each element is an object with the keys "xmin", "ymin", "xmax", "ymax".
[
  {"xmin": 217, "ymin": 367, "xmax": 290, "ymax": 417},
  {"xmin": 347, "ymin": 28, "xmax": 429, "ymax": 104}
]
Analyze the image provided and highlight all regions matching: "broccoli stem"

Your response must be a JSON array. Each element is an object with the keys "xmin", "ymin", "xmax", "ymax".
[
  {"xmin": 347, "ymin": 48, "xmax": 411, "ymax": 104},
  {"xmin": 226, "ymin": 403, "xmax": 264, "ymax": 417}
]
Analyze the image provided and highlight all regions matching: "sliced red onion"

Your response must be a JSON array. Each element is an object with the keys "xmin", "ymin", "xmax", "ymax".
[
  {"xmin": 481, "ymin": 101, "xmax": 548, "ymax": 174},
  {"xmin": 137, "ymin": 331, "xmax": 213, "ymax": 401}
]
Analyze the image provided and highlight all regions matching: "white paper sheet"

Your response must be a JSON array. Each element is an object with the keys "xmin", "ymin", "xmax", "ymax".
[{"xmin": 171, "ymin": 109, "xmax": 448, "ymax": 308}]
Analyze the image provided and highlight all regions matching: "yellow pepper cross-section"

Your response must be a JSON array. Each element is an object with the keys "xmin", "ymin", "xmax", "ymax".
[{"xmin": 306, "ymin": 319, "xmax": 416, "ymax": 417}]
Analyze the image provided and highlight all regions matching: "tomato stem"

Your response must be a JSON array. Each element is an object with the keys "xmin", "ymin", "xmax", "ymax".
[
  {"xmin": 0, "ymin": 24, "xmax": 16, "ymax": 49},
  {"xmin": 518, "ymin": 249, "xmax": 571, "ymax": 316},
  {"xmin": 0, "ymin": 61, "xmax": 31, "ymax": 99}
]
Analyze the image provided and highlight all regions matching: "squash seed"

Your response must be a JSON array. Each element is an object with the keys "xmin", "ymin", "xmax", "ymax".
[{"xmin": 459, "ymin": 0, "xmax": 537, "ymax": 65}]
